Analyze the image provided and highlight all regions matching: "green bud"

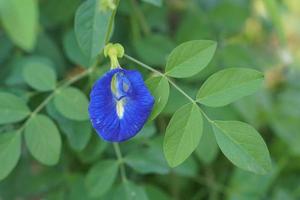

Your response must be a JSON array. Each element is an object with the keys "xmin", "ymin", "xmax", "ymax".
[
  {"xmin": 104, "ymin": 43, "xmax": 125, "ymax": 69},
  {"xmin": 99, "ymin": 0, "xmax": 116, "ymax": 12}
]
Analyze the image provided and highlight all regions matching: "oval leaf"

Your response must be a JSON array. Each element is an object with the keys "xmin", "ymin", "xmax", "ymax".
[
  {"xmin": 113, "ymin": 181, "xmax": 148, "ymax": 200},
  {"xmin": 74, "ymin": 0, "xmax": 113, "ymax": 60},
  {"xmin": 212, "ymin": 120, "xmax": 272, "ymax": 174},
  {"xmin": 63, "ymin": 30, "xmax": 93, "ymax": 68},
  {"xmin": 146, "ymin": 76, "xmax": 170, "ymax": 120},
  {"xmin": 54, "ymin": 87, "xmax": 89, "ymax": 121},
  {"xmin": 0, "ymin": 131, "xmax": 21, "ymax": 180},
  {"xmin": 85, "ymin": 160, "xmax": 118, "ymax": 198},
  {"xmin": 163, "ymin": 103, "xmax": 203, "ymax": 167},
  {"xmin": 165, "ymin": 40, "xmax": 217, "ymax": 78},
  {"xmin": 23, "ymin": 59, "xmax": 57, "ymax": 91},
  {"xmin": 197, "ymin": 68, "xmax": 264, "ymax": 107},
  {"xmin": 0, "ymin": 92, "xmax": 30, "ymax": 124},
  {"xmin": 46, "ymin": 100, "xmax": 91, "ymax": 151},
  {"xmin": 25, "ymin": 114, "xmax": 62, "ymax": 165},
  {"xmin": 0, "ymin": 0, "xmax": 38, "ymax": 51},
  {"xmin": 125, "ymin": 146, "xmax": 169, "ymax": 175}
]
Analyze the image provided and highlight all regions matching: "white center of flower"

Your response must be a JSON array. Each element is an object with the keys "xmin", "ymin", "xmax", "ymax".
[{"xmin": 116, "ymin": 100, "xmax": 125, "ymax": 118}]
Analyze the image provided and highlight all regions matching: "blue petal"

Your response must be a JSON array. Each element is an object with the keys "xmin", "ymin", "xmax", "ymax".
[{"xmin": 88, "ymin": 68, "xmax": 154, "ymax": 142}]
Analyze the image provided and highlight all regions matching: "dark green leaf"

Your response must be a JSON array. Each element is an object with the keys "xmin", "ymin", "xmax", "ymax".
[
  {"xmin": 113, "ymin": 181, "xmax": 148, "ymax": 200},
  {"xmin": 125, "ymin": 145, "xmax": 169, "ymax": 174},
  {"xmin": 85, "ymin": 160, "xmax": 118, "ymax": 198},
  {"xmin": 141, "ymin": 0, "xmax": 162, "ymax": 7}
]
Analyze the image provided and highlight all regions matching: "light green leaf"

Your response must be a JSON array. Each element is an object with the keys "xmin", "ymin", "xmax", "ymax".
[
  {"xmin": 0, "ymin": 0, "xmax": 38, "ymax": 51},
  {"xmin": 197, "ymin": 68, "xmax": 264, "ymax": 107},
  {"xmin": 163, "ymin": 103, "xmax": 203, "ymax": 167},
  {"xmin": 23, "ymin": 59, "xmax": 57, "ymax": 91},
  {"xmin": 54, "ymin": 87, "xmax": 89, "ymax": 121},
  {"xmin": 165, "ymin": 40, "xmax": 217, "ymax": 78},
  {"xmin": 195, "ymin": 119, "xmax": 219, "ymax": 165},
  {"xmin": 0, "ymin": 92, "xmax": 30, "ymax": 124},
  {"xmin": 25, "ymin": 114, "xmax": 62, "ymax": 165},
  {"xmin": 146, "ymin": 76, "xmax": 170, "ymax": 120},
  {"xmin": 0, "ymin": 131, "xmax": 21, "ymax": 180},
  {"xmin": 74, "ymin": 0, "xmax": 113, "ymax": 60},
  {"xmin": 141, "ymin": 0, "xmax": 162, "ymax": 7},
  {"xmin": 85, "ymin": 160, "xmax": 118, "ymax": 198},
  {"xmin": 212, "ymin": 120, "xmax": 272, "ymax": 174},
  {"xmin": 113, "ymin": 181, "xmax": 149, "ymax": 200}
]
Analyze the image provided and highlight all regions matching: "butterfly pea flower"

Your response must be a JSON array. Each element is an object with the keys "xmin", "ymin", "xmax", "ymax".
[{"xmin": 88, "ymin": 44, "xmax": 154, "ymax": 142}]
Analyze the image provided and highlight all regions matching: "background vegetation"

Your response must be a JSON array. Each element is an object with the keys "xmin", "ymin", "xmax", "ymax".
[{"xmin": 1, "ymin": 0, "xmax": 300, "ymax": 199}]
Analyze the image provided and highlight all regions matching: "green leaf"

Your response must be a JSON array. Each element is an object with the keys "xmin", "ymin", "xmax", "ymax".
[
  {"xmin": 163, "ymin": 103, "xmax": 203, "ymax": 167},
  {"xmin": 141, "ymin": 0, "xmax": 162, "ymax": 7},
  {"xmin": 113, "ymin": 181, "xmax": 148, "ymax": 200},
  {"xmin": 226, "ymin": 167, "xmax": 278, "ymax": 200},
  {"xmin": 54, "ymin": 87, "xmax": 89, "ymax": 121},
  {"xmin": 165, "ymin": 40, "xmax": 217, "ymax": 78},
  {"xmin": 212, "ymin": 120, "xmax": 272, "ymax": 174},
  {"xmin": 74, "ymin": 0, "xmax": 113, "ymax": 60},
  {"xmin": 23, "ymin": 59, "xmax": 57, "ymax": 91},
  {"xmin": 0, "ymin": 131, "xmax": 21, "ymax": 180},
  {"xmin": 146, "ymin": 76, "xmax": 170, "ymax": 120},
  {"xmin": 0, "ymin": 92, "xmax": 30, "ymax": 124},
  {"xmin": 85, "ymin": 160, "xmax": 118, "ymax": 198},
  {"xmin": 0, "ymin": 0, "xmax": 38, "ymax": 51},
  {"xmin": 134, "ymin": 34, "xmax": 174, "ymax": 66},
  {"xmin": 25, "ymin": 114, "xmax": 62, "ymax": 165},
  {"xmin": 63, "ymin": 30, "xmax": 94, "ymax": 68},
  {"xmin": 195, "ymin": 119, "xmax": 219, "ymax": 165},
  {"xmin": 78, "ymin": 134, "xmax": 108, "ymax": 164},
  {"xmin": 46, "ymin": 100, "xmax": 91, "ymax": 152},
  {"xmin": 196, "ymin": 68, "xmax": 264, "ymax": 107},
  {"xmin": 125, "ymin": 145, "xmax": 169, "ymax": 175}
]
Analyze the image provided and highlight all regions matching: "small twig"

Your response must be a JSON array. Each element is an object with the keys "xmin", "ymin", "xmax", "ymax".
[{"xmin": 113, "ymin": 143, "xmax": 128, "ymax": 182}]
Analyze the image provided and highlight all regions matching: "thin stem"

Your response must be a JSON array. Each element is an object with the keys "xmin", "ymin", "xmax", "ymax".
[
  {"xmin": 124, "ymin": 54, "xmax": 215, "ymax": 123},
  {"xmin": 124, "ymin": 54, "xmax": 195, "ymax": 104},
  {"xmin": 113, "ymin": 143, "xmax": 128, "ymax": 182},
  {"xmin": 17, "ymin": 68, "xmax": 94, "ymax": 133}
]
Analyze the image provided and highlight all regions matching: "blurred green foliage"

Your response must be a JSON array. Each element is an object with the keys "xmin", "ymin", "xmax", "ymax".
[{"xmin": 1, "ymin": 0, "xmax": 300, "ymax": 199}]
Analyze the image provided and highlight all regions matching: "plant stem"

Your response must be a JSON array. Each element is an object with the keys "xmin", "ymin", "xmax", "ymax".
[
  {"xmin": 124, "ymin": 54, "xmax": 215, "ymax": 123},
  {"xmin": 17, "ymin": 68, "xmax": 94, "ymax": 133},
  {"xmin": 113, "ymin": 143, "xmax": 128, "ymax": 182}
]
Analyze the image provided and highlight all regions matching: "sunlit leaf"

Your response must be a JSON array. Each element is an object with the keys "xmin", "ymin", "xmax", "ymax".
[
  {"xmin": 163, "ymin": 103, "xmax": 203, "ymax": 167},
  {"xmin": 212, "ymin": 120, "xmax": 272, "ymax": 174},
  {"xmin": 165, "ymin": 40, "xmax": 217, "ymax": 78}
]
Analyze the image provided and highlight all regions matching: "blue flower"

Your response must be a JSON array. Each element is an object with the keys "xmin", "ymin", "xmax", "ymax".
[{"xmin": 89, "ymin": 68, "xmax": 154, "ymax": 142}]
